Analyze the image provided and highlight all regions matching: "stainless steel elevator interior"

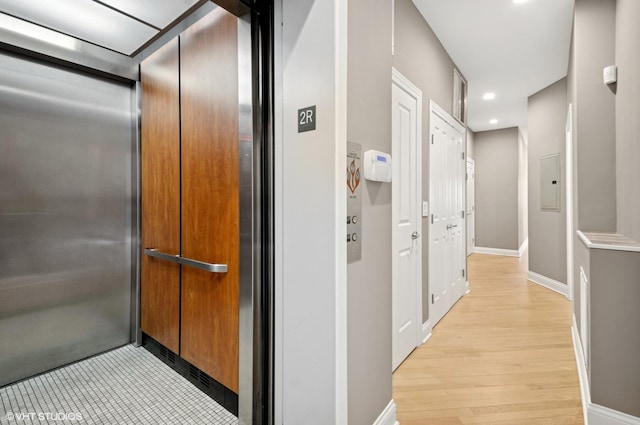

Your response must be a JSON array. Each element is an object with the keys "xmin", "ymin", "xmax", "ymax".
[
  {"xmin": 0, "ymin": 1, "xmax": 272, "ymax": 424},
  {"xmin": 0, "ymin": 51, "xmax": 135, "ymax": 387}
]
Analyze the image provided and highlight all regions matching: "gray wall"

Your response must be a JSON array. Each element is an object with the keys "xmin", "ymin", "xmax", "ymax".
[
  {"xmin": 590, "ymin": 249, "xmax": 640, "ymax": 417},
  {"xmin": 346, "ymin": 0, "xmax": 393, "ymax": 423},
  {"xmin": 527, "ymin": 78, "xmax": 567, "ymax": 284},
  {"xmin": 569, "ymin": 0, "xmax": 617, "ymax": 340},
  {"xmin": 518, "ymin": 130, "xmax": 528, "ymax": 248},
  {"xmin": 393, "ymin": 0, "xmax": 457, "ymax": 324},
  {"xmin": 474, "ymin": 128, "xmax": 520, "ymax": 251},
  {"xmin": 574, "ymin": 242, "xmax": 640, "ymax": 418},
  {"xmin": 615, "ymin": 0, "xmax": 640, "ymax": 242},
  {"xmin": 569, "ymin": 0, "xmax": 640, "ymax": 418},
  {"xmin": 569, "ymin": 0, "xmax": 616, "ymax": 379},
  {"xmin": 466, "ymin": 128, "xmax": 475, "ymax": 160},
  {"xmin": 574, "ymin": 0, "xmax": 617, "ymax": 233}
]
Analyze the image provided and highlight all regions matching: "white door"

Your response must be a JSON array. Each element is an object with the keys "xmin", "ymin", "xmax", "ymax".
[
  {"xmin": 392, "ymin": 69, "xmax": 422, "ymax": 371},
  {"xmin": 429, "ymin": 102, "xmax": 466, "ymax": 327},
  {"xmin": 466, "ymin": 159, "xmax": 475, "ymax": 255}
]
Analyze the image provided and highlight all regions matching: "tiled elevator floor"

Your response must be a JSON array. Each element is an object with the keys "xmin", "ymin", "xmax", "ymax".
[{"xmin": 0, "ymin": 345, "xmax": 238, "ymax": 425}]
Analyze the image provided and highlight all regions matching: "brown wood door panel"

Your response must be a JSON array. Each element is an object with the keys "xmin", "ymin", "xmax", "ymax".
[
  {"xmin": 140, "ymin": 38, "xmax": 181, "ymax": 354},
  {"xmin": 179, "ymin": 8, "xmax": 240, "ymax": 393}
]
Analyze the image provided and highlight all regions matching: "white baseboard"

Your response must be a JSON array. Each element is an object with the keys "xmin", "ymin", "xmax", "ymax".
[
  {"xmin": 474, "ymin": 246, "xmax": 520, "ymax": 257},
  {"xmin": 527, "ymin": 270, "xmax": 568, "ymax": 298},
  {"xmin": 422, "ymin": 321, "xmax": 432, "ymax": 345},
  {"xmin": 518, "ymin": 238, "xmax": 529, "ymax": 257},
  {"xmin": 589, "ymin": 404, "xmax": 640, "ymax": 425},
  {"xmin": 572, "ymin": 317, "xmax": 640, "ymax": 425},
  {"xmin": 572, "ymin": 318, "xmax": 590, "ymax": 423},
  {"xmin": 373, "ymin": 399, "xmax": 399, "ymax": 425}
]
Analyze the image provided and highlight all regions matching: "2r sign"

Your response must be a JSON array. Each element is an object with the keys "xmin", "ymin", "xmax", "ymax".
[{"xmin": 298, "ymin": 105, "xmax": 316, "ymax": 133}]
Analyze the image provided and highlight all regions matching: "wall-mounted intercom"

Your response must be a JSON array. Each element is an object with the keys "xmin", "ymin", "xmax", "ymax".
[{"xmin": 363, "ymin": 150, "xmax": 392, "ymax": 182}]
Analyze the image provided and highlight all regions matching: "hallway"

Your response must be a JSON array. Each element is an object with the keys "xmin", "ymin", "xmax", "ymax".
[{"xmin": 393, "ymin": 253, "xmax": 583, "ymax": 425}]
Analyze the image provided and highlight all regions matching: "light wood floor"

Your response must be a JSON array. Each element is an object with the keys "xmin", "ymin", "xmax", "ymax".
[{"xmin": 393, "ymin": 253, "xmax": 584, "ymax": 425}]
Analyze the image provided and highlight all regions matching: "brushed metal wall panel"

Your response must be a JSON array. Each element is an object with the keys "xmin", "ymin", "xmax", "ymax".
[{"xmin": 0, "ymin": 51, "xmax": 134, "ymax": 387}]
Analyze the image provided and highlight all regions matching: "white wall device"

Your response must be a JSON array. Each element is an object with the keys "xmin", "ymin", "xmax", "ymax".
[
  {"xmin": 422, "ymin": 201, "xmax": 429, "ymax": 217},
  {"xmin": 363, "ymin": 150, "xmax": 392, "ymax": 182},
  {"xmin": 603, "ymin": 65, "xmax": 617, "ymax": 85}
]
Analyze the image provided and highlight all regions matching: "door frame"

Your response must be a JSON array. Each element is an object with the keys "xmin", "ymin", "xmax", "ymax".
[
  {"xmin": 566, "ymin": 103, "xmax": 574, "ymax": 301},
  {"xmin": 466, "ymin": 157, "xmax": 475, "ymax": 256},
  {"xmin": 391, "ymin": 68, "xmax": 424, "ymax": 352}
]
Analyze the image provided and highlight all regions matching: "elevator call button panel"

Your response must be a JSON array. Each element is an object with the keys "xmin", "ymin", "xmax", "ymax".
[{"xmin": 347, "ymin": 142, "xmax": 362, "ymax": 263}]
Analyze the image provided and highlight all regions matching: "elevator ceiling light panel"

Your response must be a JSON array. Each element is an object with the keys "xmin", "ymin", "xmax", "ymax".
[
  {"xmin": 0, "ymin": 0, "xmax": 155, "ymax": 55},
  {"xmin": 490, "ymin": 119, "xmax": 498, "ymax": 125},
  {"xmin": 0, "ymin": 0, "xmax": 203, "ymax": 56},
  {"xmin": 0, "ymin": 13, "xmax": 78, "ymax": 50}
]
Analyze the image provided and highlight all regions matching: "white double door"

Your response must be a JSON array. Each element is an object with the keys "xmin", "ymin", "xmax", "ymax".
[{"xmin": 429, "ymin": 102, "xmax": 466, "ymax": 327}]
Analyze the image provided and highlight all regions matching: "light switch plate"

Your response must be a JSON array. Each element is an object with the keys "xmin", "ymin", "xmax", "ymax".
[{"xmin": 422, "ymin": 201, "xmax": 429, "ymax": 217}]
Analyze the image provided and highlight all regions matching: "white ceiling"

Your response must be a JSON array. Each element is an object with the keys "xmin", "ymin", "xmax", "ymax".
[{"xmin": 412, "ymin": 0, "xmax": 574, "ymax": 133}]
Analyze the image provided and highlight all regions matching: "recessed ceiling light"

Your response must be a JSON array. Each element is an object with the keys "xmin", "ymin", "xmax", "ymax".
[
  {"xmin": 483, "ymin": 92, "xmax": 496, "ymax": 100},
  {"xmin": 513, "ymin": 0, "xmax": 529, "ymax": 3},
  {"xmin": 490, "ymin": 119, "xmax": 498, "ymax": 125}
]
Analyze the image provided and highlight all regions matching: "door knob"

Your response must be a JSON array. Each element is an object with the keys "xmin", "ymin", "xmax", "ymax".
[
  {"xmin": 446, "ymin": 224, "xmax": 459, "ymax": 230},
  {"xmin": 411, "ymin": 231, "xmax": 420, "ymax": 240}
]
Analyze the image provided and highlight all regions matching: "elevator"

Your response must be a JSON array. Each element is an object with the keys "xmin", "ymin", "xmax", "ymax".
[{"xmin": 0, "ymin": 1, "xmax": 273, "ymax": 424}]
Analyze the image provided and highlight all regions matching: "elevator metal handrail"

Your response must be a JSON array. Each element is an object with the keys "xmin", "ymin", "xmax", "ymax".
[{"xmin": 144, "ymin": 248, "xmax": 228, "ymax": 273}]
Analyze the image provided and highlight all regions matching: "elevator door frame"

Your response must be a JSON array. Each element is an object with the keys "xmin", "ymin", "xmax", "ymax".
[{"xmin": 236, "ymin": 5, "xmax": 275, "ymax": 423}]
